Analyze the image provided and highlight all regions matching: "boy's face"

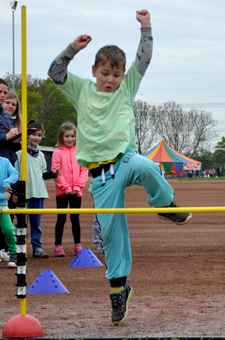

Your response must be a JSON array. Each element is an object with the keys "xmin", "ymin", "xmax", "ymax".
[
  {"xmin": 0, "ymin": 84, "xmax": 8, "ymax": 106},
  {"xmin": 28, "ymin": 130, "xmax": 43, "ymax": 148},
  {"xmin": 92, "ymin": 61, "xmax": 125, "ymax": 93}
]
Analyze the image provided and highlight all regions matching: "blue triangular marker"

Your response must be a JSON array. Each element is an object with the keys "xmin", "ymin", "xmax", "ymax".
[
  {"xmin": 27, "ymin": 269, "xmax": 69, "ymax": 294},
  {"xmin": 69, "ymin": 248, "xmax": 103, "ymax": 268}
]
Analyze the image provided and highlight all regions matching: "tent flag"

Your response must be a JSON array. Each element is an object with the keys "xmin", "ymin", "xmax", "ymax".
[
  {"xmin": 171, "ymin": 163, "xmax": 178, "ymax": 176},
  {"xmin": 174, "ymin": 162, "xmax": 183, "ymax": 176},
  {"xmin": 143, "ymin": 140, "xmax": 201, "ymax": 177},
  {"xmin": 163, "ymin": 162, "xmax": 173, "ymax": 173}
]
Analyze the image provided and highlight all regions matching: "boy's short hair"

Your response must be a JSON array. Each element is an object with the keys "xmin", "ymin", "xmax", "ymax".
[
  {"xmin": 27, "ymin": 120, "xmax": 44, "ymax": 132},
  {"xmin": 0, "ymin": 78, "xmax": 8, "ymax": 87},
  {"xmin": 94, "ymin": 45, "xmax": 126, "ymax": 71},
  {"xmin": 57, "ymin": 122, "xmax": 76, "ymax": 147}
]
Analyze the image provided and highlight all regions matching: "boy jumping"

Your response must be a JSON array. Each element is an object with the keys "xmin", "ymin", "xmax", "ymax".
[{"xmin": 48, "ymin": 9, "xmax": 192, "ymax": 325}]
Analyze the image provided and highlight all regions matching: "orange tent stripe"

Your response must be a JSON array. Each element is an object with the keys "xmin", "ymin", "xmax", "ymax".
[{"xmin": 151, "ymin": 141, "xmax": 172, "ymax": 162}]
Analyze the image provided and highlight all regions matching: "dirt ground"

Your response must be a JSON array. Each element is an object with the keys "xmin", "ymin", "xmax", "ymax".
[{"xmin": 1, "ymin": 179, "xmax": 225, "ymax": 338}]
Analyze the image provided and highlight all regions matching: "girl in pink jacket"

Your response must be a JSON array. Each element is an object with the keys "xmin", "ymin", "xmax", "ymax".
[{"xmin": 52, "ymin": 122, "xmax": 89, "ymax": 257}]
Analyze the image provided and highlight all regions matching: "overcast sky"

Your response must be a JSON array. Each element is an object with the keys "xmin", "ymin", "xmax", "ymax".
[{"xmin": 1, "ymin": 0, "xmax": 225, "ymax": 106}]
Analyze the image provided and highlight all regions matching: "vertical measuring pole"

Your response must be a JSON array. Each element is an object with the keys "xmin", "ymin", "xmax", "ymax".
[
  {"xmin": 15, "ymin": 5, "xmax": 28, "ymax": 314},
  {"xmin": 21, "ymin": 6, "xmax": 27, "ymax": 175}
]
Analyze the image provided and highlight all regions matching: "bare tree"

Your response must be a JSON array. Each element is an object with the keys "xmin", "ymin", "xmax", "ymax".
[
  {"xmin": 187, "ymin": 108, "xmax": 218, "ymax": 156},
  {"xmin": 133, "ymin": 100, "xmax": 160, "ymax": 154},
  {"xmin": 156, "ymin": 101, "xmax": 217, "ymax": 157},
  {"xmin": 133, "ymin": 100, "xmax": 218, "ymax": 157}
]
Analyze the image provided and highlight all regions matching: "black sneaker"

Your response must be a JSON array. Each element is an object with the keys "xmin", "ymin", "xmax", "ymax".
[
  {"xmin": 158, "ymin": 202, "xmax": 192, "ymax": 225},
  {"xmin": 110, "ymin": 284, "xmax": 134, "ymax": 325},
  {"xmin": 33, "ymin": 247, "xmax": 49, "ymax": 258}
]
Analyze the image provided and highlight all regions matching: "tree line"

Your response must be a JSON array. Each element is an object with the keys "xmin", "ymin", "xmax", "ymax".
[{"xmin": 3, "ymin": 72, "xmax": 224, "ymax": 172}]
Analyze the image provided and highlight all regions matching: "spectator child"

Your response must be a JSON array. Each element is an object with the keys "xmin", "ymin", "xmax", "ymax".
[
  {"xmin": 15, "ymin": 120, "xmax": 61, "ymax": 258},
  {"xmin": 51, "ymin": 122, "xmax": 89, "ymax": 257},
  {"xmin": 48, "ymin": 10, "xmax": 192, "ymax": 324},
  {"xmin": 88, "ymin": 183, "xmax": 103, "ymax": 254},
  {"xmin": 92, "ymin": 214, "xmax": 103, "ymax": 253},
  {"xmin": 0, "ymin": 156, "xmax": 18, "ymax": 267}
]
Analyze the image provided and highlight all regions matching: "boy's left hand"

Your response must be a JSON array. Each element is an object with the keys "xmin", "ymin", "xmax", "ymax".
[
  {"xmin": 53, "ymin": 168, "xmax": 61, "ymax": 176},
  {"xmin": 136, "ymin": 10, "xmax": 151, "ymax": 27}
]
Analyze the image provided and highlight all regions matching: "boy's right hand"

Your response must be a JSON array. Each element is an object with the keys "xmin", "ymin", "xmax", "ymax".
[{"xmin": 70, "ymin": 35, "xmax": 92, "ymax": 51}]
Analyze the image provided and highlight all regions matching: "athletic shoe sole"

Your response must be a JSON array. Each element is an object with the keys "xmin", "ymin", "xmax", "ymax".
[
  {"xmin": 158, "ymin": 213, "xmax": 192, "ymax": 225},
  {"xmin": 94, "ymin": 249, "xmax": 103, "ymax": 254},
  {"xmin": 8, "ymin": 262, "xmax": 17, "ymax": 268}
]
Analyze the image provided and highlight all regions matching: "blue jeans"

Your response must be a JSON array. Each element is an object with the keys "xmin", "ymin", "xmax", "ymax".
[{"xmin": 27, "ymin": 198, "xmax": 44, "ymax": 250}]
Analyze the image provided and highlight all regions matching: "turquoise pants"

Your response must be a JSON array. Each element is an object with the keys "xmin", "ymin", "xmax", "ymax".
[
  {"xmin": 92, "ymin": 149, "xmax": 174, "ymax": 281},
  {"xmin": 0, "ymin": 206, "xmax": 17, "ymax": 254}
]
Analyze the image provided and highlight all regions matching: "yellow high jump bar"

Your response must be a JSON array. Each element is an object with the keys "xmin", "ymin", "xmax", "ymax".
[{"xmin": 2, "ymin": 207, "xmax": 225, "ymax": 214}]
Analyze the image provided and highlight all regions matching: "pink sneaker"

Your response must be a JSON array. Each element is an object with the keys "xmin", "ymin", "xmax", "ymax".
[
  {"xmin": 74, "ymin": 245, "xmax": 83, "ymax": 256},
  {"xmin": 54, "ymin": 245, "xmax": 65, "ymax": 257}
]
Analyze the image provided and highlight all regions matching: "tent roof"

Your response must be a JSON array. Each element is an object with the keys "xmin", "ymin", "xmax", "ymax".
[{"xmin": 143, "ymin": 140, "xmax": 200, "ymax": 164}]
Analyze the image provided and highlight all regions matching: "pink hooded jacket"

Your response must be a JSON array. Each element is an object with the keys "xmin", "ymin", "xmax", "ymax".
[{"xmin": 51, "ymin": 146, "xmax": 89, "ymax": 197}]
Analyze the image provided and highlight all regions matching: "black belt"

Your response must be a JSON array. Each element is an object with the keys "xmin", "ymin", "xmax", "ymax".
[{"xmin": 91, "ymin": 163, "xmax": 114, "ymax": 178}]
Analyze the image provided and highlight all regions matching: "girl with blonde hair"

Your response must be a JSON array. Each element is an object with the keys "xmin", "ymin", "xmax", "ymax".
[{"xmin": 3, "ymin": 91, "xmax": 21, "ymax": 131}]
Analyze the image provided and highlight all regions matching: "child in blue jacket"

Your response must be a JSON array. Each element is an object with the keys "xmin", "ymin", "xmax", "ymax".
[{"xmin": 0, "ymin": 156, "xmax": 18, "ymax": 267}]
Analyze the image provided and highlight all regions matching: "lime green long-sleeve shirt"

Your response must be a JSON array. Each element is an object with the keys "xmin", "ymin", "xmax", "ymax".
[{"xmin": 48, "ymin": 27, "xmax": 153, "ymax": 168}]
